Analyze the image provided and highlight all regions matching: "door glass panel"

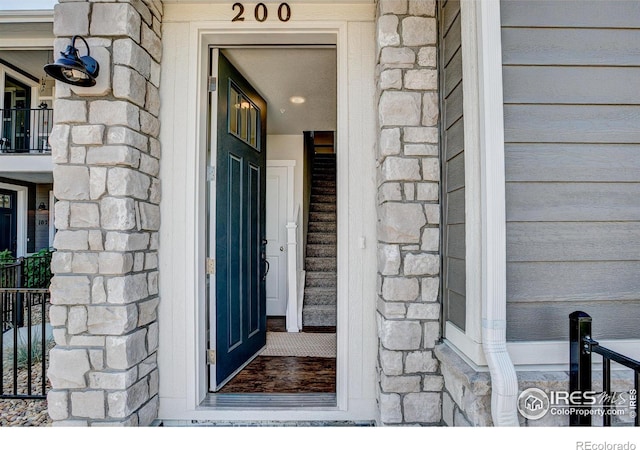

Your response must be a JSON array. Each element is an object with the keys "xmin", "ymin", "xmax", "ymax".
[
  {"xmin": 240, "ymin": 101, "xmax": 248, "ymax": 141},
  {"xmin": 229, "ymin": 86, "xmax": 239, "ymax": 135},
  {"xmin": 228, "ymin": 81, "xmax": 260, "ymax": 151},
  {"xmin": 249, "ymin": 105, "xmax": 258, "ymax": 148}
]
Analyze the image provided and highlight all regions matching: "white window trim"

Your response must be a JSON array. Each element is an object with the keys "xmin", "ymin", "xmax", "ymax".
[{"xmin": 443, "ymin": 0, "xmax": 501, "ymax": 367}]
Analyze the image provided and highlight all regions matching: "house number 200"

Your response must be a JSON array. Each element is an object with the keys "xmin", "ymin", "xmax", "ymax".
[{"xmin": 232, "ymin": 3, "xmax": 291, "ymax": 22}]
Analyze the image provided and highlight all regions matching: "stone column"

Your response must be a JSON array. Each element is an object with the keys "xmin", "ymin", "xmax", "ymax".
[
  {"xmin": 375, "ymin": 0, "xmax": 442, "ymax": 425},
  {"xmin": 47, "ymin": 0, "xmax": 162, "ymax": 426}
]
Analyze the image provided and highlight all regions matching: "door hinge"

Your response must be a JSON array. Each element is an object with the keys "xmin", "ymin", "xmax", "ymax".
[
  {"xmin": 207, "ymin": 166, "xmax": 216, "ymax": 182},
  {"xmin": 206, "ymin": 257, "xmax": 215, "ymax": 275},
  {"xmin": 208, "ymin": 76, "xmax": 217, "ymax": 92},
  {"xmin": 207, "ymin": 349, "xmax": 216, "ymax": 364}
]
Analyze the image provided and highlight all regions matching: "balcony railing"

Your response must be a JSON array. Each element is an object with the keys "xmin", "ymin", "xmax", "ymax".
[{"xmin": 0, "ymin": 107, "xmax": 53, "ymax": 154}]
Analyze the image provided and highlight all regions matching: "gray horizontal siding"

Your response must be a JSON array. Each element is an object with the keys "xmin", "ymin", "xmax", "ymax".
[
  {"xmin": 503, "ymin": 67, "xmax": 640, "ymax": 105},
  {"xmin": 507, "ymin": 261, "xmax": 640, "ymax": 303},
  {"xmin": 501, "ymin": 0, "xmax": 640, "ymax": 29},
  {"xmin": 440, "ymin": 0, "xmax": 465, "ymax": 332},
  {"xmin": 501, "ymin": 0, "xmax": 640, "ymax": 341},
  {"xmin": 507, "ymin": 301, "xmax": 640, "ymax": 341},
  {"xmin": 504, "ymin": 105, "xmax": 640, "ymax": 144},
  {"xmin": 505, "ymin": 144, "xmax": 640, "ymax": 182},
  {"xmin": 502, "ymin": 28, "xmax": 640, "ymax": 66},
  {"xmin": 507, "ymin": 222, "xmax": 640, "ymax": 262},
  {"xmin": 506, "ymin": 183, "xmax": 640, "ymax": 222}
]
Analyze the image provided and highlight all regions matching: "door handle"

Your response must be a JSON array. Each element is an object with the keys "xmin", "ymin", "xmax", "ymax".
[
  {"xmin": 280, "ymin": 246, "xmax": 285, "ymax": 252},
  {"xmin": 263, "ymin": 258, "xmax": 270, "ymax": 281}
]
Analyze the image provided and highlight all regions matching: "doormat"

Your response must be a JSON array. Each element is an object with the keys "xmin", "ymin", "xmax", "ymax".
[{"xmin": 260, "ymin": 332, "xmax": 336, "ymax": 358}]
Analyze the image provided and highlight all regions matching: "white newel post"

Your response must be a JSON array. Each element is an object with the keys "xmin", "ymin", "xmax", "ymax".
[{"xmin": 286, "ymin": 220, "xmax": 299, "ymax": 332}]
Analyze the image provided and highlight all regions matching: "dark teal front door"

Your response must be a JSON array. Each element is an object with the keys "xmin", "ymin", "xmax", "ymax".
[
  {"xmin": 0, "ymin": 189, "xmax": 17, "ymax": 255},
  {"xmin": 214, "ymin": 51, "xmax": 268, "ymax": 389}
]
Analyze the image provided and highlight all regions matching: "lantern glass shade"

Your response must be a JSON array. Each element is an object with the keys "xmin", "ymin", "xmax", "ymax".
[{"xmin": 44, "ymin": 36, "xmax": 99, "ymax": 87}]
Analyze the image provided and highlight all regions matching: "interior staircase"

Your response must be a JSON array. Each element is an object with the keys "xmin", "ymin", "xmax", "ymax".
[{"xmin": 302, "ymin": 153, "xmax": 337, "ymax": 328}]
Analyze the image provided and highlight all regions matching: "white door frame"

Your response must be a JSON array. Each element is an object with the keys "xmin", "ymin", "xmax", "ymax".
[
  {"xmin": 158, "ymin": 10, "xmax": 377, "ymax": 422},
  {"xmin": 0, "ymin": 181, "xmax": 28, "ymax": 257}
]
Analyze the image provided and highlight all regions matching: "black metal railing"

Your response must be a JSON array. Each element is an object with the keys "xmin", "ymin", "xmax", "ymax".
[
  {"xmin": 0, "ymin": 252, "xmax": 53, "ymax": 290},
  {"xmin": 0, "ymin": 288, "xmax": 50, "ymax": 399},
  {"xmin": 0, "ymin": 107, "xmax": 53, "ymax": 153},
  {"xmin": 570, "ymin": 311, "xmax": 639, "ymax": 426}
]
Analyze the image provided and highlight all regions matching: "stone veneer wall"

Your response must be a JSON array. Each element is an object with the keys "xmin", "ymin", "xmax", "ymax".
[
  {"xmin": 46, "ymin": 0, "xmax": 163, "ymax": 426},
  {"xmin": 375, "ymin": 0, "xmax": 442, "ymax": 425}
]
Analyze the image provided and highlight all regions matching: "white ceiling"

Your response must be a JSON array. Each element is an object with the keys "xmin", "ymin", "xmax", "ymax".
[
  {"xmin": 0, "ymin": 46, "xmax": 337, "ymax": 136},
  {"xmin": 223, "ymin": 47, "xmax": 336, "ymax": 136}
]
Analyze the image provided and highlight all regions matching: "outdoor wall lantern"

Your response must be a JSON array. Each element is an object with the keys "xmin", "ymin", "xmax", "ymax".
[{"xmin": 44, "ymin": 36, "xmax": 100, "ymax": 87}]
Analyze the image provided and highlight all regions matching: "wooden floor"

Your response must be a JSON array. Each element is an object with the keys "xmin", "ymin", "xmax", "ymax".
[{"xmin": 217, "ymin": 317, "xmax": 336, "ymax": 394}]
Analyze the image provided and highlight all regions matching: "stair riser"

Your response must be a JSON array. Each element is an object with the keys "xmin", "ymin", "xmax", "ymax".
[
  {"xmin": 307, "ymin": 234, "xmax": 337, "ymax": 245},
  {"xmin": 312, "ymin": 187, "xmax": 336, "ymax": 195},
  {"xmin": 304, "ymin": 277, "xmax": 337, "ymax": 288},
  {"xmin": 309, "ymin": 223, "xmax": 337, "ymax": 233},
  {"xmin": 311, "ymin": 178, "xmax": 336, "ymax": 188},
  {"xmin": 306, "ymin": 245, "xmax": 337, "ymax": 257},
  {"xmin": 303, "ymin": 293, "xmax": 336, "ymax": 306},
  {"xmin": 310, "ymin": 212, "xmax": 336, "ymax": 223},
  {"xmin": 311, "ymin": 196, "xmax": 336, "ymax": 204},
  {"xmin": 303, "ymin": 308, "xmax": 336, "ymax": 327},
  {"xmin": 305, "ymin": 258, "xmax": 337, "ymax": 272},
  {"xmin": 310, "ymin": 203, "xmax": 336, "ymax": 213}
]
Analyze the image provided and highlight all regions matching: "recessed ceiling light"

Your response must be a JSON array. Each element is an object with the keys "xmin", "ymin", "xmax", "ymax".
[{"xmin": 289, "ymin": 96, "xmax": 306, "ymax": 104}]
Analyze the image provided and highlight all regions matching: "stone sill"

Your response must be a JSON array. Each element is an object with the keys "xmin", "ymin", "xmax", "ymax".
[{"xmin": 435, "ymin": 342, "xmax": 637, "ymax": 427}]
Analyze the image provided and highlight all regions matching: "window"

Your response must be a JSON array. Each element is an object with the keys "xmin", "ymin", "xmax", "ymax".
[{"xmin": 228, "ymin": 82, "xmax": 260, "ymax": 150}]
